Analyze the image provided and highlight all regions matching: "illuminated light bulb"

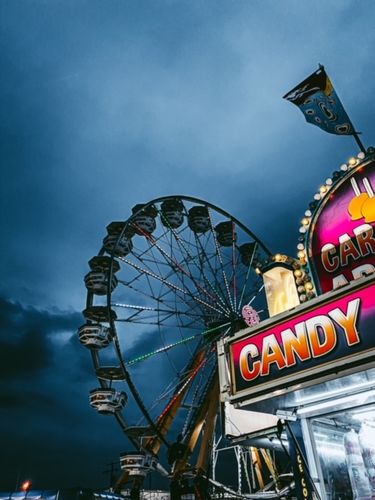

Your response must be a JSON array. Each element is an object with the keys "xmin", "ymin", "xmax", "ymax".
[
  {"xmin": 300, "ymin": 294, "xmax": 307, "ymax": 302},
  {"xmin": 349, "ymin": 157, "xmax": 357, "ymax": 166},
  {"xmin": 320, "ymin": 185, "xmax": 327, "ymax": 194},
  {"xmin": 299, "ymin": 258, "xmax": 307, "ymax": 265},
  {"xmin": 298, "ymin": 285, "xmax": 305, "ymax": 293},
  {"xmin": 340, "ymin": 164, "xmax": 348, "ymax": 171},
  {"xmin": 301, "ymin": 218, "xmax": 309, "ymax": 226},
  {"xmin": 305, "ymin": 282, "xmax": 314, "ymax": 291},
  {"xmin": 294, "ymin": 269, "xmax": 302, "ymax": 277},
  {"xmin": 274, "ymin": 253, "xmax": 282, "ymax": 262},
  {"xmin": 299, "ymin": 226, "xmax": 306, "ymax": 234},
  {"xmin": 297, "ymin": 243, "xmax": 304, "ymax": 250},
  {"xmin": 255, "ymin": 267, "xmax": 261, "ymax": 275},
  {"xmin": 326, "ymin": 178, "xmax": 333, "ymax": 185},
  {"xmin": 21, "ymin": 481, "xmax": 32, "ymax": 492},
  {"xmin": 314, "ymin": 193, "xmax": 321, "ymax": 200},
  {"xmin": 357, "ymin": 151, "xmax": 365, "ymax": 160},
  {"xmin": 297, "ymin": 251, "xmax": 305, "ymax": 259},
  {"xmin": 304, "ymin": 210, "xmax": 312, "ymax": 217}
]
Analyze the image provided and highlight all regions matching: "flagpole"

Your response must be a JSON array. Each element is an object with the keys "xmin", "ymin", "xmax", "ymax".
[
  {"xmin": 351, "ymin": 129, "xmax": 366, "ymax": 154},
  {"xmin": 319, "ymin": 65, "xmax": 367, "ymax": 155}
]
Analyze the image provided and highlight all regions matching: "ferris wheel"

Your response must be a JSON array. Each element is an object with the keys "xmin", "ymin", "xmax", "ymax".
[{"xmin": 79, "ymin": 195, "xmax": 272, "ymax": 497}]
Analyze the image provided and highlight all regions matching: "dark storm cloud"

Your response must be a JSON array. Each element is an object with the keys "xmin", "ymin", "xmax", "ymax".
[
  {"xmin": 0, "ymin": 296, "xmax": 122, "ymax": 490},
  {"xmin": 0, "ymin": 296, "xmax": 81, "ymax": 380}
]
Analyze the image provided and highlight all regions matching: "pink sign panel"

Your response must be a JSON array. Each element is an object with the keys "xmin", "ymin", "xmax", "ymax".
[
  {"xmin": 309, "ymin": 160, "xmax": 375, "ymax": 293},
  {"xmin": 230, "ymin": 279, "xmax": 375, "ymax": 395}
]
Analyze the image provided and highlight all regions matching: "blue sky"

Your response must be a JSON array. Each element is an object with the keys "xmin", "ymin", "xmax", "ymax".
[{"xmin": 1, "ymin": 0, "xmax": 375, "ymax": 490}]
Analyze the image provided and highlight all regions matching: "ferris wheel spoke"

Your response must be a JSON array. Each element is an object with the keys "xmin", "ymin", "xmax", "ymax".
[
  {"xmin": 114, "ymin": 283, "xmax": 218, "ymax": 330},
  {"xmin": 163, "ymin": 219, "xmax": 226, "ymax": 301},
  {"xmin": 142, "ymin": 232, "xmax": 230, "ymax": 317},
  {"xmin": 231, "ymin": 222, "xmax": 238, "ymax": 311},
  {"xmin": 237, "ymin": 242, "xmax": 259, "ymax": 311},
  {"xmin": 119, "ymin": 256, "xmax": 227, "ymax": 317},
  {"xmin": 155, "ymin": 350, "xmax": 209, "ymax": 428},
  {"xmin": 126, "ymin": 321, "xmax": 231, "ymax": 367},
  {"xmin": 138, "ymin": 355, "xmax": 210, "ymax": 428},
  {"xmin": 165, "ymin": 222, "xmax": 232, "ymax": 316},
  {"xmin": 140, "ymin": 376, "xmax": 182, "ymax": 424},
  {"xmin": 116, "ymin": 318, "xmax": 203, "ymax": 330},
  {"xmin": 120, "ymin": 252, "xmax": 215, "ymax": 319},
  {"xmin": 200, "ymin": 233, "xmax": 234, "ymax": 308},
  {"xmin": 112, "ymin": 302, "xmax": 204, "ymax": 321},
  {"xmin": 207, "ymin": 209, "xmax": 234, "ymax": 311},
  {"xmin": 192, "ymin": 234, "xmax": 231, "ymax": 310},
  {"xmin": 181, "ymin": 369, "xmax": 205, "ymax": 436},
  {"xmin": 131, "ymin": 221, "xmax": 213, "ymax": 312}
]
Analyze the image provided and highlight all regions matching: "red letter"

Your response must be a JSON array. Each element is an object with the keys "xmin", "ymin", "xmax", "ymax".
[
  {"xmin": 306, "ymin": 315, "xmax": 336, "ymax": 357},
  {"xmin": 261, "ymin": 334, "xmax": 287, "ymax": 376},
  {"xmin": 321, "ymin": 243, "xmax": 339, "ymax": 272},
  {"xmin": 281, "ymin": 323, "xmax": 311, "ymax": 367},
  {"xmin": 328, "ymin": 298, "xmax": 361, "ymax": 346},
  {"xmin": 339, "ymin": 235, "xmax": 361, "ymax": 267},
  {"xmin": 239, "ymin": 344, "xmax": 261, "ymax": 381}
]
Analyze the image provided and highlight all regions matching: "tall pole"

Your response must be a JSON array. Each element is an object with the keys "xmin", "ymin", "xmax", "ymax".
[
  {"xmin": 319, "ymin": 64, "xmax": 367, "ymax": 155},
  {"xmin": 353, "ymin": 131, "xmax": 366, "ymax": 154}
]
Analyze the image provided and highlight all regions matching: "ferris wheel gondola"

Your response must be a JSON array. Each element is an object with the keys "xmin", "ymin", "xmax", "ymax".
[{"xmin": 79, "ymin": 195, "xmax": 272, "ymax": 496}]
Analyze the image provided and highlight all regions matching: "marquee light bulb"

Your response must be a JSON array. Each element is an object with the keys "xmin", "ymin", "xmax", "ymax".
[{"xmin": 340, "ymin": 164, "xmax": 348, "ymax": 171}]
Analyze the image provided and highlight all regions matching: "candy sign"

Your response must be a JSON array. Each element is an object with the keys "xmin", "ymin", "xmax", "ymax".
[
  {"xmin": 228, "ymin": 277, "xmax": 375, "ymax": 401},
  {"xmin": 308, "ymin": 159, "xmax": 375, "ymax": 293}
]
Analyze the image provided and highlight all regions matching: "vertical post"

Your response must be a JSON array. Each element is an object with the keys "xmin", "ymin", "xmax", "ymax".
[
  {"xmin": 353, "ymin": 131, "xmax": 366, "ymax": 154},
  {"xmin": 234, "ymin": 446, "xmax": 242, "ymax": 494}
]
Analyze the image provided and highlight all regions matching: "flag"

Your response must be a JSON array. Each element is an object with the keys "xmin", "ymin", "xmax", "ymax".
[{"xmin": 283, "ymin": 66, "xmax": 354, "ymax": 135}]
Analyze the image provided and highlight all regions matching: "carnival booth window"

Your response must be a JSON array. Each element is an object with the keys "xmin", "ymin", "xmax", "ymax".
[{"xmin": 310, "ymin": 404, "xmax": 375, "ymax": 500}]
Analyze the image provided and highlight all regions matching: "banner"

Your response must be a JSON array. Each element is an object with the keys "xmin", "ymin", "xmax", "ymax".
[{"xmin": 284, "ymin": 66, "xmax": 354, "ymax": 135}]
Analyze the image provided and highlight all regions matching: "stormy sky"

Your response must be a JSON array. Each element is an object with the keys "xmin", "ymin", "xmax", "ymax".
[{"xmin": 1, "ymin": 0, "xmax": 375, "ymax": 491}]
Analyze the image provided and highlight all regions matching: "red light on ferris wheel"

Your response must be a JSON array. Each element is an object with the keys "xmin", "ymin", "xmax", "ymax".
[{"xmin": 21, "ymin": 481, "xmax": 32, "ymax": 492}]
